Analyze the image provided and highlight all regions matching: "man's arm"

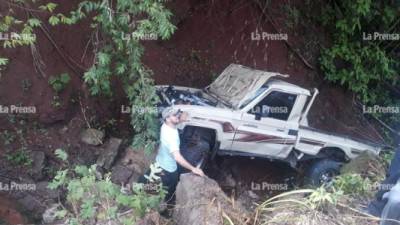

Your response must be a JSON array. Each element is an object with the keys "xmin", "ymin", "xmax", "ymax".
[{"xmin": 172, "ymin": 151, "xmax": 205, "ymax": 177}]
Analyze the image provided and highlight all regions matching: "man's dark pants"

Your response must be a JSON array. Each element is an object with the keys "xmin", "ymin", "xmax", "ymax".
[{"xmin": 138, "ymin": 168, "xmax": 179, "ymax": 204}]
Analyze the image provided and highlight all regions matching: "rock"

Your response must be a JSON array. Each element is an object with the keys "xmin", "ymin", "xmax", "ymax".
[
  {"xmin": 17, "ymin": 194, "xmax": 46, "ymax": 220},
  {"xmin": 236, "ymin": 190, "xmax": 259, "ymax": 211},
  {"xmin": 42, "ymin": 204, "xmax": 60, "ymax": 224},
  {"xmin": 80, "ymin": 128, "xmax": 105, "ymax": 146},
  {"xmin": 247, "ymin": 190, "xmax": 259, "ymax": 199},
  {"xmin": 219, "ymin": 172, "xmax": 236, "ymax": 188},
  {"xmin": 35, "ymin": 182, "xmax": 59, "ymax": 200},
  {"xmin": 135, "ymin": 210, "xmax": 168, "ymax": 225},
  {"xmin": 173, "ymin": 174, "xmax": 249, "ymax": 225},
  {"xmin": 96, "ymin": 137, "xmax": 123, "ymax": 170},
  {"xmin": 39, "ymin": 111, "xmax": 66, "ymax": 124},
  {"xmin": 121, "ymin": 146, "xmax": 156, "ymax": 181},
  {"xmin": 29, "ymin": 151, "xmax": 46, "ymax": 181},
  {"xmin": 111, "ymin": 164, "xmax": 133, "ymax": 185}
]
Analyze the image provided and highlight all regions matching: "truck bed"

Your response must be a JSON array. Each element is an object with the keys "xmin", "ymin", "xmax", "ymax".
[
  {"xmin": 297, "ymin": 125, "xmax": 383, "ymax": 158},
  {"xmin": 300, "ymin": 126, "xmax": 384, "ymax": 148}
]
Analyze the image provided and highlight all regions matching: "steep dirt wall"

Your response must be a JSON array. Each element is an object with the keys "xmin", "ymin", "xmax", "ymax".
[{"xmin": 0, "ymin": 0, "xmax": 382, "ymax": 140}]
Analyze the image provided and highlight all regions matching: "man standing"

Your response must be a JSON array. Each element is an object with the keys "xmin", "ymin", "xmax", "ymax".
[{"xmin": 140, "ymin": 107, "xmax": 205, "ymax": 203}]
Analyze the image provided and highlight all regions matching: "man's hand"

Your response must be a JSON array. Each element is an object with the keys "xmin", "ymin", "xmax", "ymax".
[
  {"xmin": 173, "ymin": 151, "xmax": 205, "ymax": 177},
  {"xmin": 191, "ymin": 167, "xmax": 205, "ymax": 177}
]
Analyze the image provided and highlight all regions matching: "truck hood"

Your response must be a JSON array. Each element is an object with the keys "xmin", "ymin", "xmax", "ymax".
[{"xmin": 207, "ymin": 64, "xmax": 288, "ymax": 109}]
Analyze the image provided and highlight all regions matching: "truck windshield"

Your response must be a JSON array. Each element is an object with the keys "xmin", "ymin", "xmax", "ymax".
[{"xmin": 239, "ymin": 85, "xmax": 268, "ymax": 109}]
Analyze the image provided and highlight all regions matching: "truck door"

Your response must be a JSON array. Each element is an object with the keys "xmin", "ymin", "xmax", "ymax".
[{"xmin": 231, "ymin": 91, "xmax": 298, "ymax": 158}]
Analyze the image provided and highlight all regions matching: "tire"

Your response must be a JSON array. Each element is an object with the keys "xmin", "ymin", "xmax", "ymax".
[{"xmin": 305, "ymin": 159, "xmax": 342, "ymax": 186}]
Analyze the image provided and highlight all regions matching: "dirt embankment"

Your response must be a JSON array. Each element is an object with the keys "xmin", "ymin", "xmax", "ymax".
[{"xmin": 0, "ymin": 0, "xmax": 382, "ymax": 151}]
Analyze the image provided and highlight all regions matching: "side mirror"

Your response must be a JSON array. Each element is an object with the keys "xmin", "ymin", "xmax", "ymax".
[{"xmin": 255, "ymin": 112, "xmax": 261, "ymax": 121}]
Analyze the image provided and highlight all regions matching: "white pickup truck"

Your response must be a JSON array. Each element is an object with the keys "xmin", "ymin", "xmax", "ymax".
[{"xmin": 156, "ymin": 64, "xmax": 383, "ymax": 185}]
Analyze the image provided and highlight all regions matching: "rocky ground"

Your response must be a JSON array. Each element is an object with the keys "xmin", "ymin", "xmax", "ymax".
[{"xmin": 0, "ymin": 123, "xmax": 387, "ymax": 225}]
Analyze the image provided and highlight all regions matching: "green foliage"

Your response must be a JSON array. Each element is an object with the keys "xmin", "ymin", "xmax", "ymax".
[
  {"xmin": 258, "ymin": 188, "xmax": 342, "ymax": 212},
  {"xmin": 307, "ymin": 186, "xmax": 342, "ymax": 209},
  {"xmin": 332, "ymin": 173, "xmax": 373, "ymax": 197},
  {"xmin": 0, "ymin": 0, "xmax": 72, "ymax": 77},
  {"xmin": 318, "ymin": 0, "xmax": 399, "ymax": 104},
  {"xmin": 282, "ymin": 1, "xmax": 301, "ymax": 30},
  {"xmin": 144, "ymin": 162, "xmax": 162, "ymax": 182},
  {"xmin": 1, "ymin": 130, "xmax": 16, "ymax": 145},
  {"xmin": 49, "ymin": 73, "xmax": 71, "ymax": 93},
  {"xmin": 55, "ymin": 148, "xmax": 68, "ymax": 161},
  {"xmin": 1, "ymin": 0, "xmax": 175, "ymax": 153},
  {"xmin": 0, "ymin": 57, "xmax": 8, "ymax": 78},
  {"xmin": 314, "ymin": 0, "xmax": 400, "ymax": 142},
  {"xmin": 0, "ymin": 58, "xmax": 8, "ymax": 66},
  {"xmin": 0, "ymin": 10, "xmax": 37, "ymax": 48},
  {"xmin": 51, "ymin": 95, "xmax": 62, "ymax": 108},
  {"xmin": 48, "ymin": 16, "xmax": 60, "ymax": 26},
  {"xmin": 38, "ymin": 3, "xmax": 58, "ymax": 12},
  {"xmin": 48, "ymin": 149, "xmax": 165, "ymax": 224},
  {"xmin": 381, "ymin": 150, "xmax": 395, "ymax": 167},
  {"xmin": 6, "ymin": 147, "xmax": 32, "ymax": 166},
  {"xmin": 61, "ymin": 0, "xmax": 176, "ymax": 153}
]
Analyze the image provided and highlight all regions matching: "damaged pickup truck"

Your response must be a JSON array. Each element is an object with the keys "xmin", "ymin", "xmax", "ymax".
[{"xmin": 156, "ymin": 64, "xmax": 383, "ymax": 185}]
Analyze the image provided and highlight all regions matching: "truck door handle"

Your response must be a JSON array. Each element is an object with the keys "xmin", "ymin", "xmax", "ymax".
[
  {"xmin": 276, "ymin": 129, "xmax": 285, "ymax": 132},
  {"xmin": 243, "ymin": 124, "xmax": 258, "ymax": 128}
]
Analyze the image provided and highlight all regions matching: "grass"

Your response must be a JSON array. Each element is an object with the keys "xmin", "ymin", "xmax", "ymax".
[{"xmin": 6, "ymin": 147, "xmax": 32, "ymax": 166}]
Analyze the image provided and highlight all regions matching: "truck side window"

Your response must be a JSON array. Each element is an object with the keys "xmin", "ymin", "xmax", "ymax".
[{"xmin": 249, "ymin": 91, "xmax": 297, "ymax": 121}]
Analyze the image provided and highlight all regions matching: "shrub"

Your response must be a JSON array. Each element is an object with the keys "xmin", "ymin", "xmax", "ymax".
[
  {"xmin": 48, "ymin": 149, "xmax": 166, "ymax": 225},
  {"xmin": 332, "ymin": 173, "xmax": 373, "ymax": 197},
  {"xmin": 49, "ymin": 73, "xmax": 71, "ymax": 93}
]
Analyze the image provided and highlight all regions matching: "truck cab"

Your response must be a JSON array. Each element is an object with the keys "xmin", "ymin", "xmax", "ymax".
[{"xmin": 228, "ymin": 79, "xmax": 314, "ymax": 159}]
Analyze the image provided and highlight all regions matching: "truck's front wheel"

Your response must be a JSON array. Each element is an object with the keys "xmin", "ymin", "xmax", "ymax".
[{"xmin": 306, "ymin": 159, "xmax": 342, "ymax": 186}]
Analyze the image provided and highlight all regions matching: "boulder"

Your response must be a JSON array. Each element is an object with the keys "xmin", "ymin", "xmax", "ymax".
[
  {"xmin": 111, "ymin": 164, "xmax": 133, "ymax": 185},
  {"xmin": 135, "ymin": 210, "xmax": 169, "ymax": 225},
  {"xmin": 173, "ymin": 174, "xmax": 250, "ymax": 225},
  {"xmin": 17, "ymin": 194, "xmax": 46, "ymax": 220},
  {"xmin": 35, "ymin": 181, "xmax": 59, "ymax": 200},
  {"xmin": 80, "ymin": 128, "xmax": 105, "ymax": 146},
  {"xmin": 29, "ymin": 151, "xmax": 46, "ymax": 181},
  {"xmin": 96, "ymin": 137, "xmax": 123, "ymax": 170},
  {"xmin": 42, "ymin": 204, "xmax": 60, "ymax": 224},
  {"xmin": 236, "ymin": 190, "xmax": 260, "ymax": 211},
  {"xmin": 121, "ymin": 146, "xmax": 156, "ymax": 182}
]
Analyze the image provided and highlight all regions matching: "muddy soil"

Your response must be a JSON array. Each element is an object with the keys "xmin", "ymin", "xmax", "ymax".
[
  {"xmin": 206, "ymin": 156, "xmax": 297, "ymax": 199},
  {"xmin": 0, "ymin": 195, "xmax": 28, "ymax": 225}
]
